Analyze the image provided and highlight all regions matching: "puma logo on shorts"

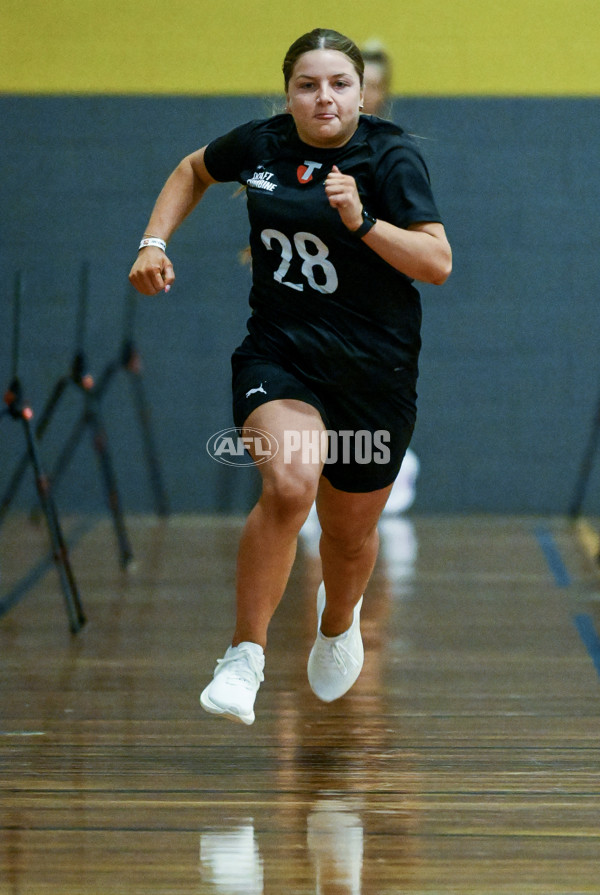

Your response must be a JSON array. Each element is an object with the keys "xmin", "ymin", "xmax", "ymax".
[{"xmin": 246, "ymin": 382, "xmax": 267, "ymax": 398}]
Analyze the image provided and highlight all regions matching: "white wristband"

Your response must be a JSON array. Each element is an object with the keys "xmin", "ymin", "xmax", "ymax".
[{"xmin": 138, "ymin": 237, "xmax": 166, "ymax": 252}]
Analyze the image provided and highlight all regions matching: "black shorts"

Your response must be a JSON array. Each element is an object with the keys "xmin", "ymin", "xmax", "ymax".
[{"xmin": 231, "ymin": 344, "xmax": 417, "ymax": 494}]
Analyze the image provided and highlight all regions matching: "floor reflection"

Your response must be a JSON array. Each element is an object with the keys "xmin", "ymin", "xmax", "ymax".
[
  {"xmin": 199, "ymin": 820, "xmax": 264, "ymax": 894},
  {"xmin": 198, "ymin": 800, "xmax": 365, "ymax": 895},
  {"xmin": 377, "ymin": 515, "xmax": 418, "ymax": 598},
  {"xmin": 307, "ymin": 799, "xmax": 363, "ymax": 895}
]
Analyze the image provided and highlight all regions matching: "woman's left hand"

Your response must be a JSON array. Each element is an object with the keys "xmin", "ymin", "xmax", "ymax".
[{"xmin": 324, "ymin": 165, "xmax": 363, "ymax": 232}]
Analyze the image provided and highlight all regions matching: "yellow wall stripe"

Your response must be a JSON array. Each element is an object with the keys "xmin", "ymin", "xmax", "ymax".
[{"xmin": 2, "ymin": 0, "xmax": 600, "ymax": 95}]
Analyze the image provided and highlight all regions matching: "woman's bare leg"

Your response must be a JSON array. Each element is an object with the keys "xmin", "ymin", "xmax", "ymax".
[
  {"xmin": 232, "ymin": 399, "xmax": 326, "ymax": 648},
  {"xmin": 316, "ymin": 476, "xmax": 393, "ymax": 636}
]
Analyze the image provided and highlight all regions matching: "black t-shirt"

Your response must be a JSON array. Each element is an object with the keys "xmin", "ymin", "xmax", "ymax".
[{"xmin": 204, "ymin": 113, "xmax": 442, "ymax": 381}]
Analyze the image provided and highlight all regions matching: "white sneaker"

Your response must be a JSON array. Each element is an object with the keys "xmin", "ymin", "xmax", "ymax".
[
  {"xmin": 200, "ymin": 642, "xmax": 265, "ymax": 725},
  {"xmin": 307, "ymin": 583, "xmax": 364, "ymax": 702}
]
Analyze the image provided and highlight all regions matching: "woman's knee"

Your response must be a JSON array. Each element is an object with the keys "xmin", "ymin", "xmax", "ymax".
[
  {"xmin": 320, "ymin": 516, "xmax": 378, "ymax": 558},
  {"xmin": 317, "ymin": 479, "xmax": 391, "ymax": 555},
  {"xmin": 260, "ymin": 463, "xmax": 320, "ymax": 520}
]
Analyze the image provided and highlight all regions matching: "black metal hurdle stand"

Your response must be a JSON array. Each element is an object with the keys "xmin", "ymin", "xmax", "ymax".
[
  {"xmin": 1, "ymin": 273, "xmax": 86, "ymax": 633},
  {"xmin": 90, "ymin": 286, "xmax": 170, "ymax": 520},
  {"xmin": 0, "ymin": 263, "xmax": 135, "ymax": 570},
  {"xmin": 570, "ymin": 388, "xmax": 600, "ymax": 519},
  {"xmin": 33, "ymin": 277, "xmax": 170, "ymax": 545},
  {"xmin": 569, "ymin": 384, "xmax": 600, "ymax": 565}
]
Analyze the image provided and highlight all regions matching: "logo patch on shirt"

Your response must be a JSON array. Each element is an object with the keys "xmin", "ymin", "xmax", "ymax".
[
  {"xmin": 297, "ymin": 161, "xmax": 323, "ymax": 184},
  {"xmin": 247, "ymin": 168, "xmax": 277, "ymax": 191}
]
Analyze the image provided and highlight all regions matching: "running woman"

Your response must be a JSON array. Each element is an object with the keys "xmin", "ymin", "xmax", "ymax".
[{"xmin": 129, "ymin": 28, "xmax": 452, "ymax": 724}]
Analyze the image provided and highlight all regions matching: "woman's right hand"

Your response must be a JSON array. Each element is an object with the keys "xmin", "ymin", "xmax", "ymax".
[{"xmin": 129, "ymin": 247, "xmax": 175, "ymax": 295}]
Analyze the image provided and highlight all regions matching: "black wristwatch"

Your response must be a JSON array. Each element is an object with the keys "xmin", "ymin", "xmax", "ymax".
[{"xmin": 352, "ymin": 208, "xmax": 377, "ymax": 238}]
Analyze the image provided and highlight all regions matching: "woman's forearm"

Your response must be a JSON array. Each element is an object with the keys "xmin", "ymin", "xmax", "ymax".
[
  {"xmin": 362, "ymin": 220, "xmax": 452, "ymax": 285},
  {"xmin": 129, "ymin": 148, "xmax": 216, "ymax": 295}
]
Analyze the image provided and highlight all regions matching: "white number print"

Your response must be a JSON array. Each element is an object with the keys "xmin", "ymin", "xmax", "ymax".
[{"xmin": 261, "ymin": 229, "xmax": 338, "ymax": 295}]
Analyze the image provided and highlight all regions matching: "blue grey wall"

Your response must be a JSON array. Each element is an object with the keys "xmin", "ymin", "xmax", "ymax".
[{"xmin": 1, "ymin": 96, "xmax": 599, "ymax": 515}]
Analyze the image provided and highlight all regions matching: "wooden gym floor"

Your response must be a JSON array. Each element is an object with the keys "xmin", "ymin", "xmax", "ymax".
[{"xmin": 1, "ymin": 512, "xmax": 600, "ymax": 894}]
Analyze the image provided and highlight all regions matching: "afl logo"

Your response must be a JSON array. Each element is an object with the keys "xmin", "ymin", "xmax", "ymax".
[
  {"xmin": 297, "ymin": 160, "xmax": 323, "ymax": 184},
  {"xmin": 206, "ymin": 427, "xmax": 279, "ymax": 467}
]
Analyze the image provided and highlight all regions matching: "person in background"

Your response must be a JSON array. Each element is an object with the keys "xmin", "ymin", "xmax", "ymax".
[{"xmin": 361, "ymin": 40, "xmax": 393, "ymax": 118}]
